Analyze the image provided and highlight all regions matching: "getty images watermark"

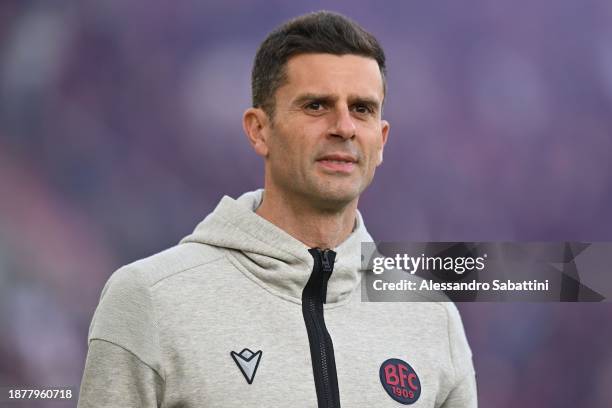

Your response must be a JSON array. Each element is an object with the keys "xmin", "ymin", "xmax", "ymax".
[{"xmin": 361, "ymin": 242, "xmax": 610, "ymax": 302}]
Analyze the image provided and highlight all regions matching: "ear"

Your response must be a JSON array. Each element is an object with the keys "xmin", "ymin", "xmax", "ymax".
[
  {"xmin": 377, "ymin": 119, "xmax": 390, "ymax": 165},
  {"xmin": 243, "ymin": 107, "xmax": 270, "ymax": 157}
]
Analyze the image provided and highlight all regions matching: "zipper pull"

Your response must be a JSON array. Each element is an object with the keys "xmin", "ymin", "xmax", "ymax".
[{"xmin": 321, "ymin": 249, "xmax": 332, "ymax": 272}]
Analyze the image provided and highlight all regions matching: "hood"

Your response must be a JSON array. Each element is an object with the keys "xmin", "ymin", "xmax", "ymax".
[{"xmin": 180, "ymin": 189, "xmax": 373, "ymax": 304}]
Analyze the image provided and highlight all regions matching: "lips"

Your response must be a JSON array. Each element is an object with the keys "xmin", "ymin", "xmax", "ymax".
[
  {"xmin": 316, "ymin": 153, "xmax": 358, "ymax": 173},
  {"xmin": 316, "ymin": 153, "xmax": 358, "ymax": 163}
]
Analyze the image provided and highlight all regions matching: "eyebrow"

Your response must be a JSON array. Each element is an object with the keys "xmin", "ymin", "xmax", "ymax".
[{"xmin": 291, "ymin": 93, "xmax": 381, "ymax": 109}]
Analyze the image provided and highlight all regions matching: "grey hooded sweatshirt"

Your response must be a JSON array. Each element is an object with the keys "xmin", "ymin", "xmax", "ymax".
[{"xmin": 78, "ymin": 189, "xmax": 477, "ymax": 407}]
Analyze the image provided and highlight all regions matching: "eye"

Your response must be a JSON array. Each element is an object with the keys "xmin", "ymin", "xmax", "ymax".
[
  {"xmin": 353, "ymin": 104, "xmax": 373, "ymax": 114},
  {"xmin": 305, "ymin": 101, "xmax": 324, "ymax": 111}
]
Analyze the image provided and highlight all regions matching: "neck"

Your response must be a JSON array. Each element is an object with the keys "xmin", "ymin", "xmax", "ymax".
[{"xmin": 255, "ymin": 187, "xmax": 358, "ymax": 249}]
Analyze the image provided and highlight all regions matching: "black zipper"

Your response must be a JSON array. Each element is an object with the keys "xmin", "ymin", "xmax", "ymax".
[{"xmin": 302, "ymin": 248, "xmax": 341, "ymax": 408}]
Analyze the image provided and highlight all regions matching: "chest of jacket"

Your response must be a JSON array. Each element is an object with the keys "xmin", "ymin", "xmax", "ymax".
[{"xmin": 154, "ymin": 272, "xmax": 453, "ymax": 408}]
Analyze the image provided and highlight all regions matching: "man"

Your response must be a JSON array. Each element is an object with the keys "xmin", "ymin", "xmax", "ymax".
[{"xmin": 78, "ymin": 11, "xmax": 477, "ymax": 407}]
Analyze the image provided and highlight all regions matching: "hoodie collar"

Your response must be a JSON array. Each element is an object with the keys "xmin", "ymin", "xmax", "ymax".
[{"xmin": 180, "ymin": 189, "xmax": 372, "ymax": 305}]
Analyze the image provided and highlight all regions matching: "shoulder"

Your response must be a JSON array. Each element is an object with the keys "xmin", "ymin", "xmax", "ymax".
[
  {"xmin": 89, "ymin": 242, "xmax": 225, "ymax": 343},
  {"xmin": 117, "ymin": 242, "xmax": 226, "ymax": 289}
]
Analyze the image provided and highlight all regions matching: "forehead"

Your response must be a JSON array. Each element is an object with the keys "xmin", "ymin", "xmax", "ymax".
[{"xmin": 281, "ymin": 53, "xmax": 384, "ymax": 101}]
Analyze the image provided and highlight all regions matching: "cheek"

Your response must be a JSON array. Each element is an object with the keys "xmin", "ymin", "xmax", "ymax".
[
  {"xmin": 269, "ymin": 129, "xmax": 307, "ymax": 171},
  {"xmin": 277, "ymin": 123, "xmax": 316, "ymax": 157},
  {"xmin": 362, "ymin": 136, "xmax": 383, "ymax": 165}
]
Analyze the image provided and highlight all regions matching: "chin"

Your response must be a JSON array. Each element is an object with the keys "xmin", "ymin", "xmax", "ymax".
[{"xmin": 310, "ymin": 184, "xmax": 362, "ymax": 210}]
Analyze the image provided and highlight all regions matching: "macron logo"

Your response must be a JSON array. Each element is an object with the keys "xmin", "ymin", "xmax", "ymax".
[{"xmin": 230, "ymin": 348, "xmax": 263, "ymax": 384}]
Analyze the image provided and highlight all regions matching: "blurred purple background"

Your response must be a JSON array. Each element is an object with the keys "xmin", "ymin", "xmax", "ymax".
[{"xmin": 1, "ymin": 1, "xmax": 612, "ymax": 407}]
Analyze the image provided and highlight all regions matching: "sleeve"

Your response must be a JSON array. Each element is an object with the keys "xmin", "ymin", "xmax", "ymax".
[
  {"xmin": 439, "ymin": 371, "xmax": 478, "ymax": 408},
  {"xmin": 439, "ymin": 303, "xmax": 478, "ymax": 408},
  {"xmin": 78, "ymin": 339, "xmax": 163, "ymax": 408},
  {"xmin": 77, "ymin": 265, "xmax": 164, "ymax": 407}
]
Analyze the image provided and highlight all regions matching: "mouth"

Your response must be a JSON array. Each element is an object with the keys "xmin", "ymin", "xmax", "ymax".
[{"xmin": 316, "ymin": 154, "xmax": 358, "ymax": 174}]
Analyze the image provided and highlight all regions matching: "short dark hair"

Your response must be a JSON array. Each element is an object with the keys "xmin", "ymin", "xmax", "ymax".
[{"xmin": 251, "ymin": 11, "xmax": 386, "ymax": 118}]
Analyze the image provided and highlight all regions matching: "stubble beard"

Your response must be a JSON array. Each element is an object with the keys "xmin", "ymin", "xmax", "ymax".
[
  {"xmin": 267, "ymin": 124, "xmax": 372, "ymax": 213},
  {"xmin": 285, "ymin": 166, "xmax": 369, "ymax": 214}
]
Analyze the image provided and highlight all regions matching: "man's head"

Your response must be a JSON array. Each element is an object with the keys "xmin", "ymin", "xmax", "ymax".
[{"xmin": 244, "ymin": 11, "xmax": 390, "ymax": 212}]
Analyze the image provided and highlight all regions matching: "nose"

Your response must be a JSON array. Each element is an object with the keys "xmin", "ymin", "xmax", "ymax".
[{"xmin": 329, "ymin": 106, "xmax": 356, "ymax": 140}]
